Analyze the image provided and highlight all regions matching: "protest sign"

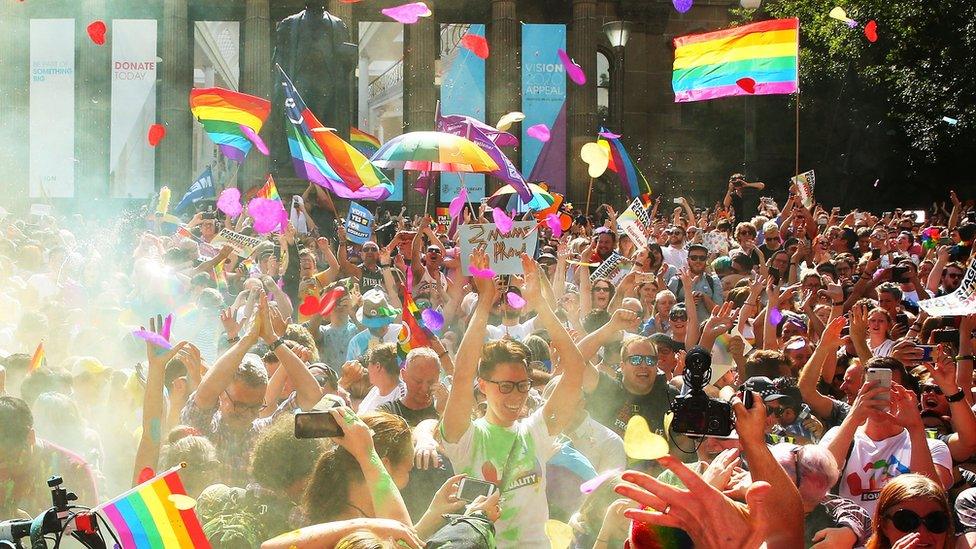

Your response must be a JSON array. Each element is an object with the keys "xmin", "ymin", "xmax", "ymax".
[
  {"xmin": 435, "ymin": 207, "xmax": 450, "ymax": 234},
  {"xmin": 210, "ymin": 228, "xmax": 262, "ymax": 258},
  {"xmin": 618, "ymin": 197, "xmax": 652, "ymax": 247},
  {"xmin": 918, "ymin": 260, "xmax": 976, "ymax": 316},
  {"xmin": 590, "ymin": 252, "xmax": 628, "ymax": 284},
  {"xmin": 458, "ymin": 221, "xmax": 538, "ymax": 275},
  {"xmin": 345, "ymin": 202, "xmax": 374, "ymax": 245},
  {"xmin": 29, "ymin": 203, "xmax": 53, "ymax": 218},
  {"xmin": 791, "ymin": 170, "xmax": 816, "ymax": 209}
]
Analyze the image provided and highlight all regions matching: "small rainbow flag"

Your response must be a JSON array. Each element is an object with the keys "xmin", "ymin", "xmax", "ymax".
[
  {"xmin": 278, "ymin": 66, "xmax": 393, "ymax": 201},
  {"xmin": 598, "ymin": 128, "xmax": 650, "ymax": 199},
  {"xmin": 255, "ymin": 174, "xmax": 281, "ymax": 202},
  {"xmin": 189, "ymin": 88, "xmax": 272, "ymax": 163},
  {"xmin": 28, "ymin": 342, "xmax": 45, "ymax": 373},
  {"xmin": 96, "ymin": 464, "xmax": 210, "ymax": 549},
  {"xmin": 213, "ymin": 261, "xmax": 228, "ymax": 294},
  {"xmin": 397, "ymin": 288, "xmax": 431, "ymax": 360},
  {"xmin": 672, "ymin": 18, "xmax": 799, "ymax": 103},
  {"xmin": 350, "ymin": 127, "xmax": 382, "ymax": 157}
]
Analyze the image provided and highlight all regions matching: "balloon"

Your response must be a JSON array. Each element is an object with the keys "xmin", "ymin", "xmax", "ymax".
[
  {"xmin": 248, "ymin": 197, "xmax": 287, "ymax": 234},
  {"xmin": 422, "ymin": 308, "xmax": 445, "ymax": 331},
  {"xmin": 557, "ymin": 49, "xmax": 586, "ymax": 86},
  {"xmin": 469, "ymin": 265, "xmax": 496, "ymax": 279},
  {"xmin": 492, "ymin": 208, "xmax": 514, "ymax": 235},
  {"xmin": 673, "ymin": 0, "xmax": 693, "ymax": 13},
  {"xmin": 736, "ymin": 77, "xmax": 756, "ymax": 94},
  {"xmin": 580, "ymin": 468, "xmax": 622, "ymax": 494},
  {"xmin": 87, "ymin": 20, "xmax": 107, "ymax": 45},
  {"xmin": 147, "ymin": 124, "xmax": 166, "ymax": 146},
  {"xmin": 133, "ymin": 329, "xmax": 173, "ymax": 350},
  {"xmin": 768, "ymin": 307, "xmax": 783, "ymax": 327},
  {"xmin": 298, "ymin": 295, "xmax": 322, "ymax": 317},
  {"xmin": 137, "ymin": 466, "xmax": 155, "ymax": 484},
  {"xmin": 580, "ymin": 142, "xmax": 609, "ymax": 178},
  {"xmin": 527, "ymin": 123, "xmax": 551, "ymax": 143},
  {"xmin": 381, "ymin": 2, "xmax": 432, "ymax": 24},
  {"xmin": 449, "ymin": 186, "xmax": 468, "ymax": 219},
  {"xmin": 217, "ymin": 188, "xmax": 243, "ymax": 218},
  {"xmin": 546, "ymin": 213, "xmax": 563, "ymax": 238},
  {"xmin": 623, "ymin": 416, "xmax": 669, "ymax": 460},
  {"xmin": 545, "ymin": 520, "xmax": 574, "ymax": 549},
  {"xmin": 506, "ymin": 292, "xmax": 526, "ymax": 309},
  {"xmin": 495, "ymin": 111, "xmax": 525, "ymax": 132},
  {"xmin": 461, "ymin": 34, "xmax": 489, "ymax": 59},
  {"xmin": 168, "ymin": 494, "xmax": 197, "ymax": 511},
  {"xmin": 318, "ymin": 287, "xmax": 346, "ymax": 318},
  {"xmin": 828, "ymin": 6, "xmax": 849, "ymax": 21},
  {"xmin": 864, "ymin": 20, "xmax": 878, "ymax": 42}
]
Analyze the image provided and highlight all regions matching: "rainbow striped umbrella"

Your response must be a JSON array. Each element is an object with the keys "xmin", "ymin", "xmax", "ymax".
[
  {"xmin": 487, "ymin": 182, "xmax": 555, "ymax": 212},
  {"xmin": 370, "ymin": 131, "xmax": 499, "ymax": 173}
]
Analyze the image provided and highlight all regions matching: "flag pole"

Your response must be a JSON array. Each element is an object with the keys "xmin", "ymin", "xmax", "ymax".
[
  {"xmin": 794, "ymin": 91, "xmax": 800, "ymax": 178},
  {"xmin": 585, "ymin": 177, "xmax": 594, "ymax": 215}
]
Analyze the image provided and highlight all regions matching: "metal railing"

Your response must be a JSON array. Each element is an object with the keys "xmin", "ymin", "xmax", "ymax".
[{"xmin": 368, "ymin": 57, "xmax": 404, "ymax": 101}]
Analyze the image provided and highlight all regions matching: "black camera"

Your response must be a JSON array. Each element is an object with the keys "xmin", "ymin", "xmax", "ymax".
[{"xmin": 669, "ymin": 346, "xmax": 734, "ymax": 437}]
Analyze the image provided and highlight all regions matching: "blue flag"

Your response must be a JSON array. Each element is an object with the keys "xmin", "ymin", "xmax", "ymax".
[{"xmin": 173, "ymin": 167, "xmax": 215, "ymax": 213}]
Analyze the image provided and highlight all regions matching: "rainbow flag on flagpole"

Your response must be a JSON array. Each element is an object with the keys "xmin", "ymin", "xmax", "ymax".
[
  {"xmin": 254, "ymin": 174, "xmax": 281, "ymax": 202},
  {"xmin": 277, "ymin": 65, "xmax": 394, "ymax": 201},
  {"xmin": 672, "ymin": 18, "xmax": 799, "ymax": 103},
  {"xmin": 350, "ymin": 127, "xmax": 382, "ymax": 157},
  {"xmin": 397, "ymin": 288, "xmax": 431, "ymax": 359},
  {"xmin": 189, "ymin": 88, "xmax": 272, "ymax": 162},
  {"xmin": 95, "ymin": 464, "xmax": 210, "ymax": 549},
  {"xmin": 28, "ymin": 342, "xmax": 45, "ymax": 373},
  {"xmin": 598, "ymin": 128, "xmax": 650, "ymax": 199}
]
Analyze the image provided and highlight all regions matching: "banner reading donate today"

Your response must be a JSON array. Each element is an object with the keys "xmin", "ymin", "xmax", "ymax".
[{"xmin": 522, "ymin": 24, "xmax": 567, "ymax": 194}]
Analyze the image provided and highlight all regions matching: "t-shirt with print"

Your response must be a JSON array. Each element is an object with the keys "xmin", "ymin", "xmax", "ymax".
[
  {"xmin": 585, "ymin": 371, "xmax": 677, "ymax": 438},
  {"xmin": 821, "ymin": 427, "xmax": 952, "ymax": 517},
  {"xmin": 440, "ymin": 409, "xmax": 559, "ymax": 549}
]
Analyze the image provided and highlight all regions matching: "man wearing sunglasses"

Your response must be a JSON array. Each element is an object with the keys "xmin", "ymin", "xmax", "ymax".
[
  {"xmin": 410, "ymin": 215, "xmax": 448, "ymax": 302},
  {"xmin": 667, "ymin": 244, "xmax": 723, "ymax": 320}
]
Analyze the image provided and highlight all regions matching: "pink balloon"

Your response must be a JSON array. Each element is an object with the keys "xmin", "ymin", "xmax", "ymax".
[
  {"xmin": 217, "ymin": 188, "xmax": 242, "ymax": 218},
  {"xmin": 381, "ymin": 2, "xmax": 431, "ymax": 24},
  {"xmin": 546, "ymin": 213, "xmax": 563, "ymax": 238},
  {"xmin": 239, "ymin": 125, "xmax": 269, "ymax": 156},
  {"xmin": 506, "ymin": 292, "xmax": 526, "ymax": 309},
  {"xmin": 580, "ymin": 468, "xmax": 622, "ymax": 494},
  {"xmin": 421, "ymin": 308, "xmax": 444, "ymax": 331},
  {"xmin": 527, "ymin": 123, "xmax": 551, "ymax": 143},
  {"xmin": 673, "ymin": 0, "xmax": 693, "ymax": 13},
  {"xmin": 449, "ymin": 186, "xmax": 468, "ymax": 219},
  {"xmin": 133, "ymin": 329, "xmax": 173, "ymax": 350},
  {"xmin": 493, "ymin": 207, "xmax": 514, "ymax": 235},
  {"xmin": 469, "ymin": 265, "xmax": 496, "ymax": 279},
  {"xmin": 557, "ymin": 48, "xmax": 586, "ymax": 86},
  {"xmin": 248, "ymin": 197, "xmax": 287, "ymax": 234}
]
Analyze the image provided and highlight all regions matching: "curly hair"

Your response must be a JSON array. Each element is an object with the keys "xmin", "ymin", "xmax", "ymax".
[
  {"xmin": 284, "ymin": 323, "xmax": 320, "ymax": 362},
  {"xmin": 250, "ymin": 416, "xmax": 325, "ymax": 493}
]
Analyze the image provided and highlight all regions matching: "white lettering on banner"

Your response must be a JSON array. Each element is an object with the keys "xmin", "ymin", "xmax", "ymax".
[
  {"xmin": 918, "ymin": 260, "xmax": 976, "ymax": 316},
  {"xmin": 458, "ymin": 221, "xmax": 539, "ymax": 276},
  {"xmin": 591, "ymin": 252, "xmax": 628, "ymax": 284}
]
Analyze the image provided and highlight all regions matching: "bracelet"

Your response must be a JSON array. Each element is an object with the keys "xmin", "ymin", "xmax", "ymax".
[
  {"xmin": 947, "ymin": 388, "xmax": 967, "ymax": 403},
  {"xmin": 226, "ymin": 336, "xmax": 240, "ymax": 344},
  {"xmin": 268, "ymin": 336, "xmax": 287, "ymax": 352},
  {"xmin": 956, "ymin": 355, "xmax": 976, "ymax": 362}
]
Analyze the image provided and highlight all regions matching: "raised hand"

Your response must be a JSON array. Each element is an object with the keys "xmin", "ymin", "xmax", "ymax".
[{"xmin": 219, "ymin": 307, "xmax": 240, "ymax": 340}]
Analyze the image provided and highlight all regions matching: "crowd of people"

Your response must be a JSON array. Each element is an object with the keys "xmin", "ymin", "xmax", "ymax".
[{"xmin": 1, "ymin": 175, "xmax": 976, "ymax": 549}]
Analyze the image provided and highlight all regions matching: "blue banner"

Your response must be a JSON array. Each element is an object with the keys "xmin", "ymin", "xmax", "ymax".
[
  {"xmin": 522, "ymin": 24, "xmax": 567, "ymax": 194},
  {"xmin": 345, "ymin": 201, "xmax": 375, "ymax": 245},
  {"xmin": 440, "ymin": 24, "xmax": 487, "ymax": 203}
]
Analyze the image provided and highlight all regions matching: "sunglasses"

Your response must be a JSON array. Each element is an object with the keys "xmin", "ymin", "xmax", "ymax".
[
  {"xmin": 483, "ymin": 379, "xmax": 532, "ymax": 394},
  {"xmin": 688, "ymin": 255, "xmax": 707, "ymax": 262},
  {"xmin": 766, "ymin": 407, "xmax": 788, "ymax": 417},
  {"xmin": 886, "ymin": 509, "xmax": 950, "ymax": 534},
  {"xmin": 593, "ymin": 286, "xmax": 612, "ymax": 293},
  {"xmin": 670, "ymin": 313, "xmax": 688, "ymax": 321},
  {"xmin": 921, "ymin": 385, "xmax": 943, "ymax": 395},
  {"xmin": 627, "ymin": 354, "xmax": 658, "ymax": 367},
  {"xmin": 427, "ymin": 248, "xmax": 442, "ymax": 255},
  {"xmin": 223, "ymin": 390, "xmax": 266, "ymax": 413}
]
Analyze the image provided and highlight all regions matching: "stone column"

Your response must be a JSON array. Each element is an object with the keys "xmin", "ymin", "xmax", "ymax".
[
  {"xmin": 0, "ymin": 1, "xmax": 30, "ymax": 204},
  {"xmin": 77, "ymin": 0, "xmax": 112, "ymax": 200},
  {"xmin": 568, "ymin": 0, "xmax": 598, "ymax": 209},
  {"xmin": 402, "ymin": 16, "xmax": 437, "ymax": 213},
  {"xmin": 486, "ymin": 0, "xmax": 519, "ymax": 197},
  {"xmin": 241, "ymin": 0, "xmax": 272, "ymax": 189},
  {"xmin": 159, "ymin": 0, "xmax": 193, "ymax": 197}
]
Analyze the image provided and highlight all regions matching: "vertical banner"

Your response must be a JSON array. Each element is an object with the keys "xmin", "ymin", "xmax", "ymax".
[
  {"xmin": 522, "ymin": 24, "xmax": 567, "ymax": 194},
  {"xmin": 440, "ymin": 24, "xmax": 486, "ymax": 202},
  {"xmin": 109, "ymin": 19, "xmax": 158, "ymax": 198},
  {"xmin": 29, "ymin": 19, "xmax": 75, "ymax": 198}
]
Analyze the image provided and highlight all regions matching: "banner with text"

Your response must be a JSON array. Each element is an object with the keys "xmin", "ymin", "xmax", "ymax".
[
  {"xmin": 439, "ymin": 24, "xmax": 487, "ymax": 202},
  {"xmin": 522, "ymin": 24, "xmax": 567, "ymax": 194},
  {"xmin": 918, "ymin": 260, "xmax": 976, "ymax": 316},
  {"xmin": 345, "ymin": 202, "xmax": 375, "ymax": 245},
  {"xmin": 110, "ymin": 19, "xmax": 158, "ymax": 198},
  {"xmin": 458, "ymin": 221, "xmax": 539, "ymax": 275},
  {"xmin": 791, "ymin": 170, "xmax": 816, "ymax": 209},
  {"xmin": 618, "ymin": 197, "xmax": 652, "ymax": 247},
  {"xmin": 29, "ymin": 19, "xmax": 75, "ymax": 198}
]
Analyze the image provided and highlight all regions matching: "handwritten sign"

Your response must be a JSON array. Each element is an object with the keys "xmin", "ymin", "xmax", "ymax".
[
  {"xmin": 345, "ymin": 201, "xmax": 374, "ymax": 245},
  {"xmin": 458, "ymin": 221, "xmax": 539, "ymax": 275},
  {"xmin": 918, "ymin": 260, "xmax": 976, "ymax": 316},
  {"xmin": 211, "ymin": 228, "xmax": 262, "ymax": 258}
]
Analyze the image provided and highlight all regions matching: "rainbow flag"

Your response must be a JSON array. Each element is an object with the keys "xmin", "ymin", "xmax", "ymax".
[
  {"xmin": 672, "ymin": 18, "xmax": 799, "ymax": 103},
  {"xmin": 189, "ymin": 87, "xmax": 272, "ymax": 163},
  {"xmin": 96, "ymin": 464, "xmax": 210, "ymax": 549},
  {"xmin": 598, "ymin": 128, "xmax": 650, "ymax": 199},
  {"xmin": 213, "ymin": 261, "xmax": 228, "ymax": 294},
  {"xmin": 278, "ymin": 66, "xmax": 394, "ymax": 201},
  {"xmin": 28, "ymin": 342, "xmax": 45, "ymax": 373},
  {"xmin": 255, "ymin": 174, "xmax": 281, "ymax": 202},
  {"xmin": 397, "ymin": 288, "xmax": 431, "ymax": 360},
  {"xmin": 350, "ymin": 127, "xmax": 382, "ymax": 157}
]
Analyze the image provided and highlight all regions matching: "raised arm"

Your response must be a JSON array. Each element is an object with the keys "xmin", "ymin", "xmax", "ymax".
[
  {"xmin": 797, "ymin": 317, "xmax": 846, "ymax": 420},
  {"xmin": 191, "ymin": 300, "xmax": 261, "ymax": 409},
  {"xmin": 260, "ymin": 298, "xmax": 323, "ymax": 410},
  {"xmin": 336, "ymin": 226, "xmax": 363, "ymax": 278},
  {"xmin": 578, "ymin": 309, "xmax": 635, "ymax": 391}
]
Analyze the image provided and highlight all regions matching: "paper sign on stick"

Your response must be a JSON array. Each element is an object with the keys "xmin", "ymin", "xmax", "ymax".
[
  {"xmin": 344, "ymin": 202, "xmax": 374, "ymax": 245},
  {"xmin": 791, "ymin": 170, "xmax": 816, "ymax": 209}
]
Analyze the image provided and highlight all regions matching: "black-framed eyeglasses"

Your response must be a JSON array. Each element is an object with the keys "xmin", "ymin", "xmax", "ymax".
[
  {"xmin": 627, "ymin": 354, "xmax": 658, "ymax": 367},
  {"xmin": 223, "ymin": 390, "xmax": 266, "ymax": 413},
  {"xmin": 483, "ymin": 379, "xmax": 532, "ymax": 394},
  {"xmin": 791, "ymin": 446, "xmax": 803, "ymax": 488},
  {"xmin": 886, "ymin": 509, "xmax": 950, "ymax": 534}
]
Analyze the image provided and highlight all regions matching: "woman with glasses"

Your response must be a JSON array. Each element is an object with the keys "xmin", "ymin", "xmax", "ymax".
[
  {"xmin": 590, "ymin": 277, "xmax": 615, "ymax": 311},
  {"xmin": 866, "ymin": 474, "xmax": 955, "ymax": 549},
  {"xmin": 438, "ymin": 250, "xmax": 586, "ymax": 548}
]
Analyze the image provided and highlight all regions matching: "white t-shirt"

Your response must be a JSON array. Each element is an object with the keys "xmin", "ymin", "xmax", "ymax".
[
  {"xmin": 441, "ymin": 410, "xmax": 559, "ymax": 548},
  {"xmin": 567, "ymin": 415, "xmax": 626, "ymax": 473},
  {"xmin": 486, "ymin": 317, "xmax": 537, "ymax": 342},
  {"xmin": 357, "ymin": 380, "xmax": 406, "ymax": 414},
  {"xmin": 661, "ymin": 245, "xmax": 688, "ymax": 270},
  {"xmin": 821, "ymin": 427, "xmax": 951, "ymax": 517},
  {"xmin": 869, "ymin": 338, "xmax": 896, "ymax": 357}
]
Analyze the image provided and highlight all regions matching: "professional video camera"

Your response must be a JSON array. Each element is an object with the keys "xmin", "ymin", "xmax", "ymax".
[
  {"xmin": 669, "ymin": 346, "xmax": 734, "ymax": 437},
  {"xmin": 0, "ymin": 476, "xmax": 106, "ymax": 549}
]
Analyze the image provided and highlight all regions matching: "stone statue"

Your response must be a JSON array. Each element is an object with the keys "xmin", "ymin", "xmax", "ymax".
[{"xmin": 273, "ymin": 0, "xmax": 357, "ymax": 140}]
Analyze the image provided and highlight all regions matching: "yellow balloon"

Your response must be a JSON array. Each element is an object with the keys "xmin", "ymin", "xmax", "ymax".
[
  {"xmin": 580, "ymin": 142, "xmax": 609, "ymax": 178},
  {"xmin": 167, "ymin": 494, "xmax": 197, "ymax": 511},
  {"xmin": 624, "ymin": 415, "xmax": 670, "ymax": 460},
  {"xmin": 495, "ymin": 111, "xmax": 525, "ymax": 132},
  {"xmin": 828, "ymin": 6, "xmax": 848, "ymax": 21},
  {"xmin": 544, "ymin": 519, "xmax": 574, "ymax": 549}
]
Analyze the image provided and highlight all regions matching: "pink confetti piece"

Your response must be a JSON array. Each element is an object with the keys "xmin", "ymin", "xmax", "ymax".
[
  {"xmin": 421, "ymin": 308, "xmax": 444, "ymax": 331},
  {"xmin": 598, "ymin": 130, "xmax": 621, "ymax": 139},
  {"xmin": 506, "ymin": 292, "xmax": 526, "ymax": 309},
  {"xmin": 768, "ymin": 307, "xmax": 783, "ymax": 327},
  {"xmin": 217, "ymin": 188, "xmax": 242, "ymax": 218},
  {"xmin": 133, "ymin": 329, "xmax": 173, "ymax": 350},
  {"xmin": 239, "ymin": 125, "xmax": 269, "ymax": 156},
  {"xmin": 846, "ymin": 19, "xmax": 859, "ymax": 28},
  {"xmin": 527, "ymin": 123, "xmax": 551, "ymax": 143},
  {"xmin": 557, "ymin": 48, "xmax": 586, "ymax": 86},
  {"xmin": 673, "ymin": 0, "xmax": 693, "ymax": 13},
  {"xmin": 449, "ymin": 186, "xmax": 468, "ymax": 219},
  {"xmin": 381, "ymin": 2, "xmax": 432, "ymax": 24},
  {"xmin": 161, "ymin": 313, "xmax": 173, "ymax": 342},
  {"xmin": 546, "ymin": 213, "xmax": 563, "ymax": 238},
  {"xmin": 493, "ymin": 207, "xmax": 514, "ymax": 235},
  {"xmin": 469, "ymin": 265, "xmax": 496, "ymax": 279},
  {"xmin": 873, "ymin": 179, "xmax": 880, "ymax": 187},
  {"xmin": 247, "ymin": 197, "xmax": 287, "ymax": 234},
  {"xmin": 580, "ymin": 468, "xmax": 622, "ymax": 494}
]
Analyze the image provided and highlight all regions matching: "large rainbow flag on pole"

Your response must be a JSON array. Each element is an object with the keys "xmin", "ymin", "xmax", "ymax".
[
  {"xmin": 277, "ymin": 65, "xmax": 394, "ymax": 201},
  {"xmin": 672, "ymin": 18, "xmax": 799, "ymax": 103},
  {"xmin": 189, "ymin": 88, "xmax": 272, "ymax": 162},
  {"xmin": 95, "ymin": 464, "xmax": 210, "ymax": 549}
]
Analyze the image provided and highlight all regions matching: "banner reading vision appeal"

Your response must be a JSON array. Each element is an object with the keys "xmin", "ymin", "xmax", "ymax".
[
  {"xmin": 458, "ymin": 221, "xmax": 539, "ymax": 276},
  {"xmin": 522, "ymin": 24, "xmax": 567, "ymax": 194}
]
